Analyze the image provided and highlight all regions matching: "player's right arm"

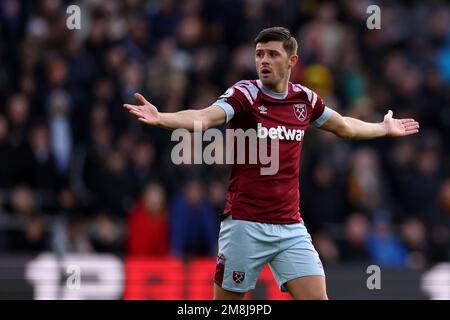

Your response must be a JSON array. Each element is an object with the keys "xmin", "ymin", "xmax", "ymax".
[{"xmin": 123, "ymin": 93, "xmax": 227, "ymax": 131}]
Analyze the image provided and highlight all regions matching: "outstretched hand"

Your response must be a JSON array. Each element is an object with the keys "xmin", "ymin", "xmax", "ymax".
[
  {"xmin": 383, "ymin": 110, "xmax": 420, "ymax": 137},
  {"xmin": 123, "ymin": 93, "xmax": 160, "ymax": 126}
]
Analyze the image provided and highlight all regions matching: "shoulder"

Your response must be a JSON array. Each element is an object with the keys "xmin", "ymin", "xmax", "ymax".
[
  {"xmin": 233, "ymin": 80, "xmax": 260, "ymax": 98},
  {"xmin": 290, "ymin": 82, "xmax": 321, "ymax": 109},
  {"xmin": 229, "ymin": 80, "xmax": 260, "ymax": 105}
]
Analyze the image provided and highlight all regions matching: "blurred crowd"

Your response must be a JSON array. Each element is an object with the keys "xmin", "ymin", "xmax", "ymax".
[{"xmin": 0, "ymin": 0, "xmax": 450, "ymax": 270}]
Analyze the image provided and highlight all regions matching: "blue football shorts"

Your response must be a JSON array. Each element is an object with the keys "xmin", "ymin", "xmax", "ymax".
[{"xmin": 214, "ymin": 215, "xmax": 325, "ymax": 293}]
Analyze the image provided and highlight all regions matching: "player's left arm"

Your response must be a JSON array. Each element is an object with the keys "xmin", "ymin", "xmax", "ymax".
[{"xmin": 319, "ymin": 109, "xmax": 420, "ymax": 139}]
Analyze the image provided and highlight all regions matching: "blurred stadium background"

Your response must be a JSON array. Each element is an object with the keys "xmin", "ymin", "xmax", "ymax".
[{"xmin": 0, "ymin": 0, "xmax": 449, "ymax": 300}]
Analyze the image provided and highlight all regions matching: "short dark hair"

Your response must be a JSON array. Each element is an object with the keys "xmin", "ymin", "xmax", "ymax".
[{"xmin": 254, "ymin": 27, "xmax": 298, "ymax": 56}]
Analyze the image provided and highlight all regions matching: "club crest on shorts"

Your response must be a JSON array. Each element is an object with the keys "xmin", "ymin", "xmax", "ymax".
[
  {"xmin": 232, "ymin": 271, "xmax": 245, "ymax": 284},
  {"xmin": 293, "ymin": 103, "xmax": 307, "ymax": 121}
]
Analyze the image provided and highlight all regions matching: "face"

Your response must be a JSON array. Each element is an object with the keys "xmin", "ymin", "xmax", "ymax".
[{"xmin": 255, "ymin": 41, "xmax": 297, "ymax": 90}]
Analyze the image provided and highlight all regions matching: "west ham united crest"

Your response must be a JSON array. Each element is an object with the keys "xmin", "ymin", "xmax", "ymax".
[
  {"xmin": 293, "ymin": 103, "xmax": 307, "ymax": 121},
  {"xmin": 232, "ymin": 271, "xmax": 245, "ymax": 284}
]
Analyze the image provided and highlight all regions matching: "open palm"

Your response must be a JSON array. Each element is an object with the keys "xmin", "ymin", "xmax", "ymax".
[
  {"xmin": 123, "ymin": 93, "xmax": 160, "ymax": 125},
  {"xmin": 383, "ymin": 110, "xmax": 420, "ymax": 137}
]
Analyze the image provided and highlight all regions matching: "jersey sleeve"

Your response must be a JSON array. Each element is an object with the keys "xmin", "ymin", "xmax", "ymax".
[
  {"xmin": 310, "ymin": 93, "xmax": 333, "ymax": 127},
  {"xmin": 212, "ymin": 81, "xmax": 253, "ymax": 123}
]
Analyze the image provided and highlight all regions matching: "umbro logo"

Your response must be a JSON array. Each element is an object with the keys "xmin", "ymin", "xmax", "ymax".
[{"xmin": 258, "ymin": 106, "xmax": 268, "ymax": 114}]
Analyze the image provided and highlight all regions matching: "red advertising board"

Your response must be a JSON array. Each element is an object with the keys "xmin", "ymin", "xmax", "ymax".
[{"xmin": 124, "ymin": 257, "xmax": 291, "ymax": 300}]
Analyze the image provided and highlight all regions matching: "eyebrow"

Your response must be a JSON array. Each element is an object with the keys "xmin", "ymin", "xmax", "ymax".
[{"xmin": 255, "ymin": 48, "xmax": 282, "ymax": 54}]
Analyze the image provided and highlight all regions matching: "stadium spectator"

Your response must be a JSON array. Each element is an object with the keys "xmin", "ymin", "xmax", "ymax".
[
  {"xmin": 129, "ymin": 138, "xmax": 159, "ymax": 196},
  {"xmin": 400, "ymin": 217, "xmax": 428, "ymax": 270},
  {"xmin": 126, "ymin": 183, "xmax": 169, "ymax": 257},
  {"xmin": 29, "ymin": 121, "xmax": 59, "ymax": 191},
  {"xmin": 169, "ymin": 178, "xmax": 219, "ymax": 258},
  {"xmin": 8, "ymin": 213, "xmax": 51, "ymax": 253},
  {"xmin": 338, "ymin": 213, "xmax": 371, "ymax": 264},
  {"xmin": 47, "ymin": 89, "xmax": 73, "ymax": 177},
  {"xmin": 89, "ymin": 211, "xmax": 124, "ymax": 255},
  {"xmin": 366, "ymin": 211, "xmax": 408, "ymax": 268}
]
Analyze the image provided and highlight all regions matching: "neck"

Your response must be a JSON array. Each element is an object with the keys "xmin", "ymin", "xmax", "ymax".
[{"xmin": 262, "ymin": 76, "xmax": 289, "ymax": 93}]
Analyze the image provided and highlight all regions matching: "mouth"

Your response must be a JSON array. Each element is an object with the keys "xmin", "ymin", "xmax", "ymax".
[{"xmin": 260, "ymin": 68, "xmax": 272, "ymax": 77}]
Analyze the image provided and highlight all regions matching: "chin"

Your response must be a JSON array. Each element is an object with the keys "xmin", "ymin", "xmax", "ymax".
[{"xmin": 259, "ymin": 78, "xmax": 275, "ymax": 87}]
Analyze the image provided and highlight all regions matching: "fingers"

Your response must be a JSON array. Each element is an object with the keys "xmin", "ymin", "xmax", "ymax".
[
  {"xmin": 404, "ymin": 123, "xmax": 419, "ymax": 130},
  {"xmin": 129, "ymin": 109, "xmax": 142, "ymax": 117},
  {"xmin": 386, "ymin": 110, "xmax": 393, "ymax": 118},
  {"xmin": 403, "ymin": 128, "xmax": 419, "ymax": 135},
  {"xmin": 123, "ymin": 105, "xmax": 150, "ymax": 123},
  {"xmin": 123, "ymin": 104, "xmax": 143, "ymax": 117},
  {"xmin": 134, "ymin": 93, "xmax": 148, "ymax": 105},
  {"xmin": 402, "ymin": 120, "xmax": 420, "ymax": 132},
  {"xmin": 404, "ymin": 122, "xmax": 420, "ymax": 130},
  {"xmin": 123, "ymin": 103, "xmax": 140, "ymax": 112},
  {"xmin": 123, "ymin": 104, "xmax": 143, "ymax": 118},
  {"xmin": 402, "ymin": 121, "xmax": 420, "ymax": 136}
]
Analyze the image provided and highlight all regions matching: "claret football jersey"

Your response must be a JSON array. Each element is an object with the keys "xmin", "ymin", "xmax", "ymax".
[{"xmin": 214, "ymin": 79, "xmax": 332, "ymax": 224}]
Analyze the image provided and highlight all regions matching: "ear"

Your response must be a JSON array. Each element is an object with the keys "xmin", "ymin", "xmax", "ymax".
[{"xmin": 288, "ymin": 54, "xmax": 298, "ymax": 69}]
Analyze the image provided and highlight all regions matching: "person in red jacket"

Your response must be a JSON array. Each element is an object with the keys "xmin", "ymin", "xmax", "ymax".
[{"xmin": 126, "ymin": 183, "xmax": 169, "ymax": 257}]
